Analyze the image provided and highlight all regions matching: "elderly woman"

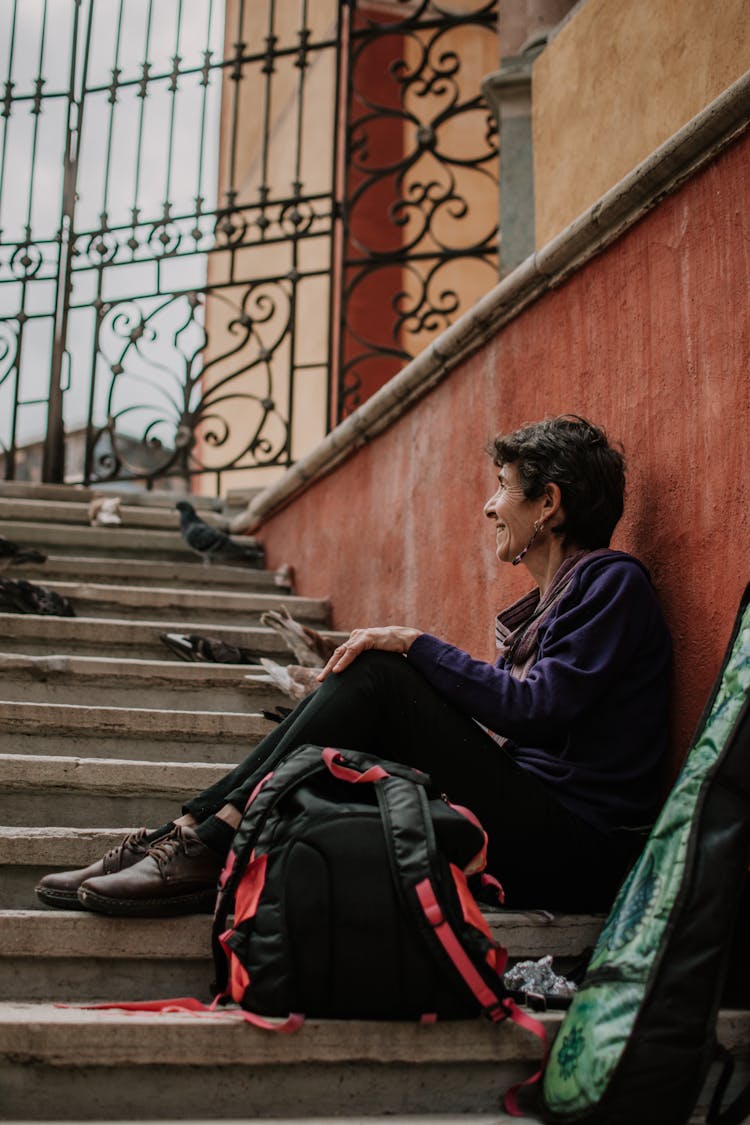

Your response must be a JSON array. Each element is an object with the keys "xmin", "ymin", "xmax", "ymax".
[{"xmin": 37, "ymin": 415, "xmax": 671, "ymax": 915}]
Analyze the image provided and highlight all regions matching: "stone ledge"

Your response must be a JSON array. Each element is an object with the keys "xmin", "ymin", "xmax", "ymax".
[
  {"xmin": 0, "ymin": 753, "xmax": 232, "ymax": 797},
  {"xmin": 0, "ymin": 613, "xmax": 322, "ymax": 653},
  {"xmin": 0, "ymin": 701, "xmax": 265, "ymax": 740},
  {"xmin": 0, "ymin": 653, "xmax": 291, "ymax": 684},
  {"xmin": 1, "ymin": 1003, "xmax": 747, "ymax": 1067},
  {"xmin": 0, "ymin": 482, "xmax": 222, "ymax": 510},
  {"xmin": 0, "ymin": 1002, "xmax": 556, "ymax": 1066},
  {"xmin": 1, "ymin": 583, "xmax": 330, "ymax": 619},
  {"xmin": 231, "ymin": 67, "xmax": 750, "ymax": 533},
  {"xmin": 28, "ymin": 555, "xmax": 288, "ymax": 590},
  {"xmin": 0, "ymin": 827, "xmax": 134, "ymax": 866},
  {"xmin": 0, "ymin": 909, "xmax": 603, "ymax": 961},
  {"xmin": 0, "ymin": 1118, "xmax": 536, "ymax": 1125}
]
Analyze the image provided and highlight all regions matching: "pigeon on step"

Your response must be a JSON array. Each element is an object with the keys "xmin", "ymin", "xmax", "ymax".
[
  {"xmin": 159, "ymin": 632, "xmax": 259, "ymax": 665},
  {"xmin": 259, "ymin": 605, "xmax": 337, "ymax": 667},
  {"xmin": 176, "ymin": 501, "xmax": 265, "ymax": 567},
  {"xmin": 261, "ymin": 705, "xmax": 294, "ymax": 725},
  {"xmin": 88, "ymin": 495, "xmax": 122, "ymax": 526},
  {"xmin": 0, "ymin": 536, "xmax": 46, "ymax": 567},
  {"xmin": 245, "ymin": 659, "xmax": 322, "ymax": 702},
  {"xmin": 0, "ymin": 577, "xmax": 75, "ymax": 616}
]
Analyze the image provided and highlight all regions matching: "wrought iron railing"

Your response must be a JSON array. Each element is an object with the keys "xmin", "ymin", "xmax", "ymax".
[{"xmin": 0, "ymin": 0, "xmax": 498, "ymax": 493}]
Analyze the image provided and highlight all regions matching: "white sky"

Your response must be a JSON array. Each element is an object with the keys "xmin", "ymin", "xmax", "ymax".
[{"xmin": 0, "ymin": 0, "xmax": 225, "ymax": 448}]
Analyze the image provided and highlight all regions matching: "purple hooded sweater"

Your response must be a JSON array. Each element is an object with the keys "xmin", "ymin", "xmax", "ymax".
[{"xmin": 406, "ymin": 551, "xmax": 672, "ymax": 835}]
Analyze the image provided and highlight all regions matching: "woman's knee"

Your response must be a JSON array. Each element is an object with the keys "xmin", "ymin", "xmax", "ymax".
[{"xmin": 319, "ymin": 649, "xmax": 419, "ymax": 697}]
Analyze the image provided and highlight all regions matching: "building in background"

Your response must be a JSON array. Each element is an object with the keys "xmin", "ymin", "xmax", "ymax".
[{"xmin": 0, "ymin": 0, "xmax": 500, "ymax": 494}]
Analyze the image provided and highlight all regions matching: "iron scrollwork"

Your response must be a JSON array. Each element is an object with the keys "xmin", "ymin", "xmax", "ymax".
[
  {"xmin": 0, "ymin": 0, "xmax": 499, "ymax": 489},
  {"xmin": 89, "ymin": 283, "xmax": 292, "ymax": 485},
  {"xmin": 338, "ymin": 0, "xmax": 499, "ymax": 417}
]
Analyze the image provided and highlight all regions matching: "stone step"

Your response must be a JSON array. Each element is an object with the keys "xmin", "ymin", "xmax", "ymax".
[
  {"xmin": 5, "ymin": 580, "xmax": 330, "ymax": 626},
  {"xmin": 0, "ymin": 612, "xmax": 344, "ymax": 660},
  {"xmin": 0, "ymin": 908, "xmax": 603, "ymax": 1001},
  {"xmin": 0, "ymin": 702, "xmax": 267, "ymax": 761},
  {"xmin": 2, "ymin": 1118, "xmax": 538, "ymax": 1125},
  {"xmin": 0, "ymin": 1002, "xmax": 746, "ymax": 1120},
  {"xmin": 0, "ymin": 496, "xmax": 229, "ymax": 532},
  {"xmin": 0, "ymin": 753, "xmax": 232, "ymax": 827},
  {"xmin": 0, "ymin": 827, "xmax": 139, "ymax": 909},
  {"xmin": 1, "ymin": 832, "xmax": 596, "ymax": 948},
  {"xmin": 0, "ymin": 654, "xmax": 288, "ymax": 713},
  {"xmin": 0, "ymin": 481, "xmax": 224, "ymax": 510},
  {"xmin": 0, "ymin": 554, "xmax": 293, "ymax": 592},
  {"xmin": 0, "ymin": 519, "xmax": 262, "ymax": 563},
  {"xmin": 0, "ymin": 1001, "xmax": 556, "ymax": 1118}
]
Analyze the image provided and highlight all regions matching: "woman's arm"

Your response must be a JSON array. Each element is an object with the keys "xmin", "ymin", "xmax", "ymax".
[{"xmin": 406, "ymin": 559, "xmax": 666, "ymax": 742}]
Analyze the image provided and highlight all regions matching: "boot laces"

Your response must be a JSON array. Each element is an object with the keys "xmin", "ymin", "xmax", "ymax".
[
  {"xmin": 102, "ymin": 827, "xmax": 149, "ymax": 872},
  {"xmin": 148, "ymin": 828, "xmax": 189, "ymax": 876}
]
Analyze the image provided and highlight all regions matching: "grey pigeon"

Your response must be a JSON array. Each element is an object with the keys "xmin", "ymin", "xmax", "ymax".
[
  {"xmin": 245, "ymin": 659, "xmax": 321, "ymax": 702},
  {"xmin": 176, "ymin": 501, "xmax": 265, "ymax": 567},
  {"xmin": 261, "ymin": 705, "xmax": 294, "ymax": 725},
  {"xmin": 259, "ymin": 605, "xmax": 337, "ymax": 667},
  {"xmin": 0, "ymin": 536, "xmax": 46, "ymax": 567},
  {"xmin": 159, "ymin": 632, "xmax": 259, "ymax": 665},
  {"xmin": 0, "ymin": 577, "xmax": 75, "ymax": 616}
]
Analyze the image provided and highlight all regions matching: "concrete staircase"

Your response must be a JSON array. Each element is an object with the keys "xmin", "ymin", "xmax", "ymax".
[{"xmin": 0, "ymin": 484, "xmax": 746, "ymax": 1122}]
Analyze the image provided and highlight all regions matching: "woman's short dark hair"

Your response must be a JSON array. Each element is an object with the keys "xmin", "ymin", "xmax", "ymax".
[{"xmin": 491, "ymin": 415, "xmax": 626, "ymax": 549}]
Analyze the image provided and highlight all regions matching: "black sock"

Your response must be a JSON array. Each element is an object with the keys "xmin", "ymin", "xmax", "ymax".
[
  {"xmin": 144, "ymin": 821, "xmax": 175, "ymax": 844},
  {"xmin": 194, "ymin": 815, "xmax": 237, "ymax": 858}
]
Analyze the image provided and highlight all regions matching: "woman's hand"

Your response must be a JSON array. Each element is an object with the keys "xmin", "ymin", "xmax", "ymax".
[{"xmin": 317, "ymin": 626, "xmax": 422, "ymax": 682}]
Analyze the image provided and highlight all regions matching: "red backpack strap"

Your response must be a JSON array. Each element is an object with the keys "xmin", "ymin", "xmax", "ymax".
[
  {"xmin": 375, "ymin": 772, "xmax": 509, "ymax": 1020},
  {"xmin": 501, "ymin": 997, "xmax": 549, "ymax": 1115},
  {"xmin": 61, "ymin": 996, "xmax": 304, "ymax": 1033}
]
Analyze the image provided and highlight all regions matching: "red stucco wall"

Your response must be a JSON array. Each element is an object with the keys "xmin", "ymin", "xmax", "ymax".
[{"xmin": 257, "ymin": 129, "xmax": 750, "ymax": 776}]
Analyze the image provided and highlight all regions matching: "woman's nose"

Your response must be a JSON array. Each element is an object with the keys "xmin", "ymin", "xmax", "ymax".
[{"xmin": 484, "ymin": 493, "xmax": 498, "ymax": 519}]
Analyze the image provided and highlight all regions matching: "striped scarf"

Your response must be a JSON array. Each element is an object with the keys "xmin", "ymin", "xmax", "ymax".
[{"xmin": 485, "ymin": 549, "xmax": 611, "ymax": 746}]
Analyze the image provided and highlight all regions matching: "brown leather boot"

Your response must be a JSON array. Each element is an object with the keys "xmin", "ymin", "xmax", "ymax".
[
  {"xmin": 35, "ymin": 828, "xmax": 154, "ymax": 909},
  {"xmin": 77, "ymin": 826, "xmax": 223, "ymax": 917}
]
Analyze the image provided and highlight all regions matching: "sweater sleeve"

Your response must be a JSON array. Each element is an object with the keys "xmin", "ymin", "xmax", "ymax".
[{"xmin": 405, "ymin": 559, "xmax": 658, "ymax": 744}]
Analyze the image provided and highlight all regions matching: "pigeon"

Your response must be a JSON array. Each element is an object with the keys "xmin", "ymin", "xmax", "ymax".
[
  {"xmin": 261, "ymin": 705, "xmax": 294, "ymax": 725},
  {"xmin": 274, "ymin": 563, "xmax": 295, "ymax": 591},
  {"xmin": 245, "ymin": 659, "xmax": 322, "ymax": 702},
  {"xmin": 0, "ymin": 536, "xmax": 46, "ymax": 567},
  {"xmin": 259, "ymin": 605, "xmax": 337, "ymax": 667},
  {"xmin": 176, "ymin": 501, "xmax": 265, "ymax": 567},
  {"xmin": 89, "ymin": 495, "xmax": 122, "ymax": 526},
  {"xmin": 159, "ymin": 632, "xmax": 260, "ymax": 665},
  {"xmin": 0, "ymin": 577, "xmax": 75, "ymax": 616}
]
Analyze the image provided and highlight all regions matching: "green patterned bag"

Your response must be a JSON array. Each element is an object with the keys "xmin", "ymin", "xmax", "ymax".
[{"xmin": 540, "ymin": 583, "xmax": 750, "ymax": 1125}]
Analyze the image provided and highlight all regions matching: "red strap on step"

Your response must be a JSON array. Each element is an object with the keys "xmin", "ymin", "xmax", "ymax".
[
  {"xmin": 500, "ymin": 997, "xmax": 549, "ymax": 1117},
  {"xmin": 415, "ymin": 877, "xmax": 505, "ymax": 1021},
  {"xmin": 59, "ymin": 996, "xmax": 304, "ymax": 1033},
  {"xmin": 322, "ymin": 747, "xmax": 389, "ymax": 784}
]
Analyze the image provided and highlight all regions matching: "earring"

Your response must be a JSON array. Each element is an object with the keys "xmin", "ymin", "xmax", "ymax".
[{"xmin": 512, "ymin": 519, "xmax": 546, "ymax": 566}]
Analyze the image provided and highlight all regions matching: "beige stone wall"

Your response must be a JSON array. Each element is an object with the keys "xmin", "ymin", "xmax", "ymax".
[
  {"xmin": 532, "ymin": 0, "xmax": 750, "ymax": 247},
  {"xmin": 198, "ymin": 0, "xmax": 338, "ymax": 496}
]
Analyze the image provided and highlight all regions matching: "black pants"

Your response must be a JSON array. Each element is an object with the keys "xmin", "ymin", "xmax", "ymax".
[{"xmin": 184, "ymin": 651, "xmax": 633, "ymax": 912}]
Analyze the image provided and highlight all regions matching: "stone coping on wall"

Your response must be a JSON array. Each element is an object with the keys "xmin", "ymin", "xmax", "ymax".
[{"xmin": 231, "ymin": 68, "xmax": 750, "ymax": 534}]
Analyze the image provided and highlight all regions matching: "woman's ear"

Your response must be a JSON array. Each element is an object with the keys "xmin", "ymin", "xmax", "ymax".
[{"xmin": 542, "ymin": 481, "xmax": 564, "ymax": 520}]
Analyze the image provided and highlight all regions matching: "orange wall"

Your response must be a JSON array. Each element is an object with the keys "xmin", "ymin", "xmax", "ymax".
[{"xmin": 256, "ymin": 128, "xmax": 750, "ymax": 776}]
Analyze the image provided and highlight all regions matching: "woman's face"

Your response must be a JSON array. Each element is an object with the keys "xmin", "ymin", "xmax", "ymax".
[{"xmin": 484, "ymin": 461, "xmax": 540, "ymax": 564}]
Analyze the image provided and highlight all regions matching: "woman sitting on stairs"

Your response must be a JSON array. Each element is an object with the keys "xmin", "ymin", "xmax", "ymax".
[{"xmin": 36, "ymin": 415, "xmax": 672, "ymax": 916}]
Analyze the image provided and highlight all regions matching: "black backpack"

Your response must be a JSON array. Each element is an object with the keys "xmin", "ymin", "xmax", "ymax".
[{"xmin": 211, "ymin": 743, "xmax": 529, "ymax": 1029}]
